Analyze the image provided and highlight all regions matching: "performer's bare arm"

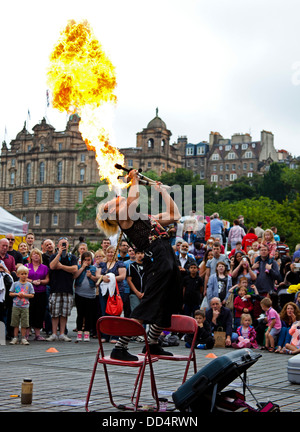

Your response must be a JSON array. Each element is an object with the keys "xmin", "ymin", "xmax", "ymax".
[{"xmin": 152, "ymin": 184, "xmax": 181, "ymax": 226}]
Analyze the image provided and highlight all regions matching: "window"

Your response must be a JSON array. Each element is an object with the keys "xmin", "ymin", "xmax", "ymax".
[
  {"xmin": 8, "ymin": 193, "xmax": 13, "ymax": 205},
  {"xmin": 128, "ymin": 159, "xmax": 133, "ymax": 168},
  {"xmin": 186, "ymin": 147, "xmax": 194, "ymax": 156},
  {"xmin": 11, "ymin": 159, "xmax": 15, "ymax": 167},
  {"xmin": 35, "ymin": 214, "xmax": 40, "ymax": 226},
  {"xmin": 225, "ymin": 174, "xmax": 229, "ymax": 181},
  {"xmin": 26, "ymin": 163, "xmax": 31, "ymax": 183},
  {"xmin": 247, "ymin": 172, "xmax": 253, "ymax": 177},
  {"xmin": 219, "ymin": 175, "xmax": 223, "ymax": 181},
  {"xmin": 76, "ymin": 214, "xmax": 82, "ymax": 226},
  {"xmin": 78, "ymin": 190, "xmax": 83, "ymax": 203},
  {"xmin": 147, "ymin": 139, "xmax": 154, "ymax": 149},
  {"xmin": 243, "ymin": 163, "xmax": 247, "ymax": 170},
  {"xmin": 219, "ymin": 164, "xmax": 223, "ymax": 171},
  {"xmin": 225, "ymin": 145, "xmax": 231, "ymax": 151},
  {"xmin": 58, "ymin": 142, "xmax": 63, "ymax": 151},
  {"xmin": 57, "ymin": 161, "xmax": 62, "ymax": 182},
  {"xmin": 81, "ymin": 154, "xmax": 86, "ymax": 162},
  {"xmin": 28, "ymin": 145, "xmax": 31, "ymax": 152},
  {"xmin": 235, "ymin": 144, "xmax": 239, "ymax": 149},
  {"xmin": 213, "ymin": 164, "xmax": 217, "ymax": 172},
  {"xmin": 80, "ymin": 168, "xmax": 85, "ymax": 181},
  {"xmin": 211, "ymin": 175, "xmax": 218, "ymax": 182},
  {"xmin": 245, "ymin": 151, "xmax": 253, "ymax": 158},
  {"xmin": 228, "ymin": 152, "xmax": 236, "ymax": 159},
  {"xmin": 36, "ymin": 190, "xmax": 42, "ymax": 204},
  {"xmin": 225, "ymin": 164, "xmax": 229, "ymax": 171},
  {"xmin": 230, "ymin": 173, "xmax": 237, "ymax": 181},
  {"xmin": 161, "ymin": 140, "xmax": 165, "ymax": 148},
  {"xmin": 52, "ymin": 214, "xmax": 58, "ymax": 226},
  {"xmin": 54, "ymin": 190, "xmax": 60, "ymax": 203},
  {"xmin": 23, "ymin": 190, "xmax": 29, "ymax": 205},
  {"xmin": 197, "ymin": 146, "xmax": 205, "ymax": 155},
  {"xmin": 147, "ymin": 162, "xmax": 152, "ymax": 168},
  {"xmin": 242, "ymin": 143, "xmax": 248, "ymax": 150},
  {"xmin": 252, "ymin": 143, "xmax": 256, "ymax": 148},
  {"xmin": 200, "ymin": 170, "xmax": 205, "ymax": 179},
  {"xmin": 212, "ymin": 153, "xmax": 219, "ymax": 160},
  {"xmin": 39, "ymin": 162, "xmax": 45, "ymax": 183},
  {"xmin": 10, "ymin": 172, "xmax": 15, "ymax": 185},
  {"xmin": 232, "ymin": 164, "xmax": 236, "ymax": 170},
  {"xmin": 250, "ymin": 162, "xmax": 254, "ymax": 171}
]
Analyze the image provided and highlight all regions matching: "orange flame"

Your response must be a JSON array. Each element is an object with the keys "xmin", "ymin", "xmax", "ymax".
[{"xmin": 47, "ymin": 19, "xmax": 125, "ymax": 188}]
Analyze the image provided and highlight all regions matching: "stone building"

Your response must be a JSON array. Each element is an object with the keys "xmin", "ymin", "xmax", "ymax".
[{"xmin": 0, "ymin": 114, "xmax": 100, "ymax": 243}]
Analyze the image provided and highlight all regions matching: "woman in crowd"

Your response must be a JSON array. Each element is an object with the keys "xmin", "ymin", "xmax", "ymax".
[
  {"xmin": 18, "ymin": 242, "xmax": 30, "ymax": 265},
  {"xmin": 26, "ymin": 248, "xmax": 49, "ymax": 341},
  {"xmin": 275, "ymin": 302, "xmax": 300, "ymax": 353}
]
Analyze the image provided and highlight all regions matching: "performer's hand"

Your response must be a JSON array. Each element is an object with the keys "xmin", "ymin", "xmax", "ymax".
[
  {"xmin": 128, "ymin": 169, "xmax": 139, "ymax": 180},
  {"xmin": 154, "ymin": 181, "xmax": 163, "ymax": 193}
]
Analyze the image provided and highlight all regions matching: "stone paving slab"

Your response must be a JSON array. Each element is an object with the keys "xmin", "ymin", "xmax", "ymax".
[{"xmin": 1, "ymin": 309, "xmax": 300, "ymax": 417}]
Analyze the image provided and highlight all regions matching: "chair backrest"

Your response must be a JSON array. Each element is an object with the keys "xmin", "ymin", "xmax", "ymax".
[
  {"xmin": 97, "ymin": 316, "xmax": 145, "ymax": 338},
  {"xmin": 165, "ymin": 315, "xmax": 198, "ymax": 334}
]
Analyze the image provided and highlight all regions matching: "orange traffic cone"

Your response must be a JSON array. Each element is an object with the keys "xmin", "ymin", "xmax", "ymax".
[
  {"xmin": 46, "ymin": 347, "xmax": 59, "ymax": 353},
  {"xmin": 205, "ymin": 352, "xmax": 217, "ymax": 358}
]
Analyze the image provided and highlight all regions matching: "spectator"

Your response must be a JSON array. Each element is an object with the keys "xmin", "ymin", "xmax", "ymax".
[
  {"xmin": 127, "ymin": 250, "xmax": 146, "ymax": 313},
  {"xmin": 182, "ymin": 262, "xmax": 204, "ymax": 317},
  {"xmin": 72, "ymin": 236, "xmax": 85, "ymax": 257},
  {"xmin": 252, "ymin": 245, "xmax": 281, "ymax": 297},
  {"xmin": 26, "ymin": 248, "xmax": 49, "ymax": 341},
  {"xmin": 207, "ymin": 261, "xmax": 232, "ymax": 307},
  {"xmin": 199, "ymin": 249, "xmax": 213, "ymax": 278},
  {"xmin": 117, "ymin": 240, "xmax": 130, "ymax": 262},
  {"xmin": 0, "ymin": 238, "xmax": 16, "ymax": 274},
  {"xmin": 231, "ymin": 255, "xmax": 257, "ymax": 287},
  {"xmin": 0, "ymin": 261, "xmax": 13, "ymax": 324},
  {"xmin": 176, "ymin": 241, "xmax": 196, "ymax": 276},
  {"xmin": 262, "ymin": 229, "xmax": 277, "ymax": 258},
  {"xmin": 276, "ymin": 236, "xmax": 290, "ymax": 257},
  {"xmin": 228, "ymin": 219, "xmax": 245, "ymax": 250},
  {"xmin": 183, "ymin": 226, "xmax": 197, "ymax": 251},
  {"xmin": 271, "ymin": 226, "xmax": 280, "ymax": 242},
  {"xmin": 47, "ymin": 237, "xmax": 78, "ymax": 342},
  {"xmin": 238, "ymin": 215, "xmax": 247, "ymax": 234},
  {"xmin": 96, "ymin": 245, "xmax": 126, "ymax": 343},
  {"xmin": 184, "ymin": 309, "xmax": 214, "ymax": 350},
  {"xmin": 255, "ymin": 222, "xmax": 264, "ymax": 242},
  {"xmin": 210, "ymin": 213, "xmax": 225, "ymax": 245},
  {"xmin": 242, "ymin": 227, "xmax": 258, "ymax": 253},
  {"xmin": 205, "ymin": 297, "xmax": 237, "ymax": 346},
  {"xmin": 275, "ymin": 302, "xmax": 300, "ymax": 353},
  {"xmin": 25, "ymin": 232, "xmax": 35, "ymax": 252},
  {"xmin": 260, "ymin": 297, "xmax": 282, "ymax": 352},
  {"xmin": 233, "ymin": 286, "xmax": 254, "ymax": 328},
  {"xmin": 42, "ymin": 239, "xmax": 55, "ymax": 267},
  {"xmin": 195, "ymin": 215, "xmax": 206, "ymax": 243},
  {"xmin": 204, "ymin": 242, "xmax": 229, "ymax": 294},
  {"xmin": 101, "ymin": 238, "xmax": 111, "ymax": 255},
  {"xmin": 190, "ymin": 241, "xmax": 206, "ymax": 265},
  {"xmin": 9, "ymin": 265, "xmax": 34, "ymax": 345},
  {"xmin": 74, "ymin": 251, "xmax": 97, "ymax": 342},
  {"xmin": 77, "ymin": 243, "xmax": 88, "ymax": 265},
  {"xmin": 248, "ymin": 241, "xmax": 260, "ymax": 265},
  {"xmin": 232, "ymin": 313, "xmax": 258, "ymax": 349},
  {"xmin": 5, "ymin": 234, "xmax": 23, "ymax": 268},
  {"xmin": 18, "ymin": 242, "xmax": 30, "ymax": 265},
  {"xmin": 204, "ymin": 217, "xmax": 211, "ymax": 242},
  {"xmin": 228, "ymin": 241, "xmax": 246, "ymax": 259}
]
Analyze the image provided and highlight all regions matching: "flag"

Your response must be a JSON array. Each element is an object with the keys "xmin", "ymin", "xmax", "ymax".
[
  {"xmin": 27, "ymin": 109, "xmax": 31, "ymax": 120},
  {"xmin": 46, "ymin": 90, "xmax": 50, "ymax": 107}
]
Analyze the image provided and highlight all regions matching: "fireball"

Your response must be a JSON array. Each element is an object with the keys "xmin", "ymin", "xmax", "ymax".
[{"xmin": 47, "ymin": 19, "xmax": 125, "ymax": 188}]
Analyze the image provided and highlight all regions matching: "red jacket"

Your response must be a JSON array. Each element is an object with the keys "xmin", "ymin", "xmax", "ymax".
[
  {"xmin": 242, "ymin": 233, "xmax": 258, "ymax": 251},
  {"xmin": 233, "ymin": 295, "xmax": 253, "ymax": 318}
]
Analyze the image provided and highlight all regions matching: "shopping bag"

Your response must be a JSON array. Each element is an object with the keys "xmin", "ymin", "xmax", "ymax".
[
  {"xmin": 214, "ymin": 327, "xmax": 226, "ymax": 348},
  {"xmin": 225, "ymin": 293, "xmax": 234, "ymax": 311},
  {"xmin": 105, "ymin": 282, "xmax": 123, "ymax": 316}
]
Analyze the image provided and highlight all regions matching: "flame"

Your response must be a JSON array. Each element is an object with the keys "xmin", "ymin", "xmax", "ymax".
[{"xmin": 47, "ymin": 19, "xmax": 125, "ymax": 189}]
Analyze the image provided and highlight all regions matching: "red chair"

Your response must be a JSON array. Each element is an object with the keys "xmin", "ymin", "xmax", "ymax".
[
  {"xmin": 153, "ymin": 314, "xmax": 199, "ymax": 384},
  {"xmin": 85, "ymin": 316, "xmax": 160, "ymax": 412}
]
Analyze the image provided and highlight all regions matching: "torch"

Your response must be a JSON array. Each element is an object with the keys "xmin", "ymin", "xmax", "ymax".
[{"xmin": 114, "ymin": 164, "xmax": 170, "ymax": 189}]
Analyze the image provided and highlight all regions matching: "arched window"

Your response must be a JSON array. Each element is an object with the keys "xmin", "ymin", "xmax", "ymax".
[{"xmin": 147, "ymin": 138, "xmax": 154, "ymax": 149}]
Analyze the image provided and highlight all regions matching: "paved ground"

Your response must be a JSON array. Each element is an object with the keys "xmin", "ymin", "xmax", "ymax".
[{"xmin": 1, "ymin": 308, "xmax": 300, "ymax": 419}]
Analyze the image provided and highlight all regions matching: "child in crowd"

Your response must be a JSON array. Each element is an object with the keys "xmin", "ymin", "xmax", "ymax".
[
  {"xmin": 232, "ymin": 313, "xmax": 258, "ymax": 349},
  {"xmin": 184, "ymin": 309, "xmax": 214, "ymax": 349},
  {"xmin": 233, "ymin": 285, "xmax": 253, "ymax": 329},
  {"xmin": 262, "ymin": 229, "xmax": 277, "ymax": 258},
  {"xmin": 74, "ymin": 251, "xmax": 97, "ymax": 342},
  {"xmin": 260, "ymin": 297, "xmax": 282, "ymax": 352},
  {"xmin": 182, "ymin": 262, "xmax": 204, "ymax": 317},
  {"xmin": 9, "ymin": 265, "xmax": 35, "ymax": 345},
  {"xmin": 248, "ymin": 241, "xmax": 260, "ymax": 265}
]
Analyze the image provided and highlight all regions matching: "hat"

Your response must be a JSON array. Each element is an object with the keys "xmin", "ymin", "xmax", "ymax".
[{"xmin": 293, "ymin": 250, "xmax": 300, "ymax": 262}]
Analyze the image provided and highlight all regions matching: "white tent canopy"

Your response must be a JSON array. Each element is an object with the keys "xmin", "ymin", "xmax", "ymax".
[{"xmin": 0, "ymin": 207, "xmax": 29, "ymax": 236}]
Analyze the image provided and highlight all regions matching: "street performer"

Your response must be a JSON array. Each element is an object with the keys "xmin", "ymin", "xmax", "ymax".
[{"xmin": 96, "ymin": 169, "xmax": 182, "ymax": 361}]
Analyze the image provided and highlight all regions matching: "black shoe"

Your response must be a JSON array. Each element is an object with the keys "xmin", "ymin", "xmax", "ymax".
[
  {"xmin": 110, "ymin": 347, "xmax": 139, "ymax": 361},
  {"xmin": 142, "ymin": 344, "xmax": 174, "ymax": 356}
]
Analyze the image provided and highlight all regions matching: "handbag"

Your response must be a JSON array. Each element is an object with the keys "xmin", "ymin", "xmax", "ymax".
[
  {"xmin": 225, "ymin": 292, "xmax": 234, "ymax": 311},
  {"xmin": 105, "ymin": 282, "xmax": 123, "ymax": 316},
  {"xmin": 214, "ymin": 327, "xmax": 226, "ymax": 348}
]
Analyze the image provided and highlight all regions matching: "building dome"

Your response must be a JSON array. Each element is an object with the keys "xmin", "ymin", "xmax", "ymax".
[{"xmin": 147, "ymin": 108, "xmax": 166, "ymax": 130}]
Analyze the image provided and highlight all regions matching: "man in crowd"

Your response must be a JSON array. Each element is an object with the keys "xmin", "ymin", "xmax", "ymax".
[
  {"xmin": 101, "ymin": 238, "xmax": 111, "ymax": 255},
  {"xmin": 252, "ymin": 244, "xmax": 281, "ymax": 295},
  {"xmin": 210, "ymin": 213, "xmax": 225, "ymax": 245},
  {"xmin": 118, "ymin": 240, "xmax": 130, "ymax": 262},
  {"xmin": 47, "ymin": 237, "xmax": 77, "ymax": 342},
  {"xmin": 204, "ymin": 241, "xmax": 229, "ymax": 294},
  {"xmin": 205, "ymin": 297, "xmax": 237, "ymax": 346},
  {"xmin": 25, "ymin": 232, "xmax": 35, "ymax": 252},
  {"xmin": 176, "ymin": 241, "xmax": 196, "ymax": 276},
  {"xmin": 5, "ymin": 234, "xmax": 23, "ymax": 268}
]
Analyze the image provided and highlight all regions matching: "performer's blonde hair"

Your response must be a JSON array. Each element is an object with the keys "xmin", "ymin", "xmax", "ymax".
[{"xmin": 96, "ymin": 201, "xmax": 119, "ymax": 236}]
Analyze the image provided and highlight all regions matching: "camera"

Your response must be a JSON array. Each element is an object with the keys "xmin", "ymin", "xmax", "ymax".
[
  {"xmin": 62, "ymin": 242, "xmax": 67, "ymax": 258},
  {"xmin": 294, "ymin": 263, "xmax": 300, "ymax": 271}
]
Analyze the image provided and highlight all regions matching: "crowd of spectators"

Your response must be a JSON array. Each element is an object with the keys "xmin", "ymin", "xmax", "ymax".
[{"xmin": 1, "ymin": 212, "xmax": 300, "ymax": 355}]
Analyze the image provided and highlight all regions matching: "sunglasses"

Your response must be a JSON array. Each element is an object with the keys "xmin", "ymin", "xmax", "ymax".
[
  {"xmin": 7, "ymin": 238, "xmax": 15, "ymax": 241},
  {"xmin": 58, "ymin": 237, "xmax": 69, "ymax": 241}
]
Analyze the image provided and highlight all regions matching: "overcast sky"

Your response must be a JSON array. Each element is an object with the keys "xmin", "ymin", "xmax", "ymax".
[{"xmin": 1, "ymin": 0, "xmax": 300, "ymax": 157}]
